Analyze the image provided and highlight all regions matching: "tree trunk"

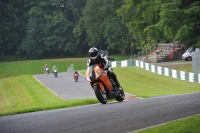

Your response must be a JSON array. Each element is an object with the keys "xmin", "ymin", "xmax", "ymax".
[{"xmin": 121, "ymin": 50, "xmax": 126, "ymax": 55}]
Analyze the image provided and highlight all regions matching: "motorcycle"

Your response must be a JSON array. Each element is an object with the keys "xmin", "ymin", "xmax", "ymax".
[
  {"xmin": 46, "ymin": 67, "xmax": 49, "ymax": 75},
  {"xmin": 85, "ymin": 64, "xmax": 125, "ymax": 104},
  {"xmin": 74, "ymin": 73, "xmax": 79, "ymax": 82},
  {"xmin": 53, "ymin": 69, "xmax": 58, "ymax": 77}
]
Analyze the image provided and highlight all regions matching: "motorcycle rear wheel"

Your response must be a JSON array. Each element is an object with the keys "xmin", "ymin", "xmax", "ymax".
[
  {"xmin": 115, "ymin": 87, "xmax": 125, "ymax": 102},
  {"xmin": 94, "ymin": 85, "xmax": 107, "ymax": 104}
]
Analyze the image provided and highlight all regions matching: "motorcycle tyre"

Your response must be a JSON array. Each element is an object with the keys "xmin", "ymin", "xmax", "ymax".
[
  {"xmin": 115, "ymin": 87, "xmax": 125, "ymax": 102},
  {"xmin": 74, "ymin": 77, "xmax": 78, "ymax": 82},
  {"xmin": 94, "ymin": 85, "xmax": 107, "ymax": 104},
  {"xmin": 55, "ymin": 73, "xmax": 57, "ymax": 77}
]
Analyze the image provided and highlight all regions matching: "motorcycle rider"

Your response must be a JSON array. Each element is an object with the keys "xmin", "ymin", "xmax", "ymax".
[
  {"xmin": 44, "ymin": 64, "xmax": 49, "ymax": 75},
  {"xmin": 74, "ymin": 70, "xmax": 79, "ymax": 82},
  {"xmin": 52, "ymin": 65, "xmax": 58, "ymax": 74},
  {"xmin": 74, "ymin": 70, "xmax": 78, "ymax": 75},
  {"xmin": 87, "ymin": 47, "xmax": 121, "ymax": 91}
]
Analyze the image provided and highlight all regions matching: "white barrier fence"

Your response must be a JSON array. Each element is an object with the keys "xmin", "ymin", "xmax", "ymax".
[{"xmin": 111, "ymin": 59, "xmax": 200, "ymax": 83}]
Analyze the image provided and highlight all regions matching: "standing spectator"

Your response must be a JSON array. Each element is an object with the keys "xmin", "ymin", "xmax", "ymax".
[
  {"xmin": 156, "ymin": 48, "xmax": 160, "ymax": 55},
  {"xmin": 159, "ymin": 48, "xmax": 162, "ymax": 53}
]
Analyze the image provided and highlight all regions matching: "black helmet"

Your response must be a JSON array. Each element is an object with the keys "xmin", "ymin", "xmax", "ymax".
[{"xmin": 88, "ymin": 47, "xmax": 98, "ymax": 58}]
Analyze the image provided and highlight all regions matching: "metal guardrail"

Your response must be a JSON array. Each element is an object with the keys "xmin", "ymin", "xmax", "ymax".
[
  {"xmin": 133, "ymin": 44, "xmax": 158, "ymax": 62},
  {"xmin": 133, "ymin": 44, "xmax": 182, "ymax": 63}
]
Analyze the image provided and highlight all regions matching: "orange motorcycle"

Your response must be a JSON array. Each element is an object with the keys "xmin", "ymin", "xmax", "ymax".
[{"xmin": 85, "ymin": 64, "xmax": 125, "ymax": 104}]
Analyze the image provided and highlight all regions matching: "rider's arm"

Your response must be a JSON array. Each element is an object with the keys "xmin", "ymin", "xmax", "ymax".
[
  {"xmin": 87, "ymin": 59, "xmax": 97, "ymax": 67},
  {"xmin": 101, "ymin": 54, "xmax": 110, "ymax": 68}
]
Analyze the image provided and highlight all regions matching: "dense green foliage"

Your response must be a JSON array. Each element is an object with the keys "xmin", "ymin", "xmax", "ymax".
[
  {"xmin": 1, "ymin": 0, "xmax": 200, "ymax": 60},
  {"xmin": 117, "ymin": 0, "xmax": 200, "ymax": 49}
]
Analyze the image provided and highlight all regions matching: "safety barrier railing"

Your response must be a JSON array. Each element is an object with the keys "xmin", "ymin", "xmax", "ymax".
[
  {"xmin": 111, "ymin": 59, "xmax": 200, "ymax": 83},
  {"xmin": 133, "ymin": 44, "xmax": 158, "ymax": 62}
]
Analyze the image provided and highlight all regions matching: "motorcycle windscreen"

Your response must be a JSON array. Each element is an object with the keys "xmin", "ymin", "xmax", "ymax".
[
  {"xmin": 85, "ymin": 67, "xmax": 91, "ymax": 82},
  {"xmin": 85, "ymin": 64, "xmax": 99, "ymax": 82}
]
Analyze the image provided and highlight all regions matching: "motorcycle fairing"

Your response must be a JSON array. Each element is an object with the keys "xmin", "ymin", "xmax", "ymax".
[
  {"xmin": 93, "ymin": 82, "xmax": 106, "ymax": 94},
  {"xmin": 85, "ymin": 64, "xmax": 114, "ymax": 94},
  {"xmin": 85, "ymin": 64, "xmax": 99, "ymax": 82}
]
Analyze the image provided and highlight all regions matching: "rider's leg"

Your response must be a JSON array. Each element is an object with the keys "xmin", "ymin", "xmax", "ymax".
[{"xmin": 107, "ymin": 70, "xmax": 120, "ymax": 88}]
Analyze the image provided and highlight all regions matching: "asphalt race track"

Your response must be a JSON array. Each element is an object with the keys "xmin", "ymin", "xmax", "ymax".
[
  {"xmin": 152, "ymin": 61, "xmax": 192, "ymax": 68},
  {"xmin": 34, "ymin": 72, "xmax": 96, "ymax": 100}
]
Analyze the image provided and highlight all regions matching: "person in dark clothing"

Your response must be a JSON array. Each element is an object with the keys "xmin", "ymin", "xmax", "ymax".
[
  {"xmin": 74, "ymin": 70, "xmax": 78, "ymax": 75},
  {"xmin": 73, "ymin": 70, "xmax": 79, "ymax": 82},
  {"xmin": 87, "ymin": 47, "xmax": 121, "ymax": 91}
]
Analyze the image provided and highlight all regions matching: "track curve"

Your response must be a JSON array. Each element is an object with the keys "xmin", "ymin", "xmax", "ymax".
[{"xmin": 0, "ymin": 93, "xmax": 200, "ymax": 133}]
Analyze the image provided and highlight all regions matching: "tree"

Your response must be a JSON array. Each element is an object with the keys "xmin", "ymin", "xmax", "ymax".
[
  {"xmin": 19, "ymin": 1, "xmax": 78, "ymax": 58},
  {"xmin": 82, "ymin": 0, "xmax": 131, "ymax": 54},
  {"xmin": 117, "ymin": 0, "xmax": 200, "ymax": 49},
  {"xmin": 158, "ymin": 0, "xmax": 200, "ymax": 47},
  {"xmin": 117, "ymin": 0, "xmax": 163, "ymax": 50},
  {"xmin": 0, "ymin": 0, "xmax": 25, "ymax": 56}
]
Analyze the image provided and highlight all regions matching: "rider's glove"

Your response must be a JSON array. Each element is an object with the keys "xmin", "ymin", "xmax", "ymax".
[{"xmin": 103, "ymin": 66, "xmax": 109, "ymax": 70}]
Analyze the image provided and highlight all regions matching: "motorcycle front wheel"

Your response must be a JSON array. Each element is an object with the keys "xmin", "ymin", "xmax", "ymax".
[{"xmin": 94, "ymin": 84, "xmax": 107, "ymax": 104}]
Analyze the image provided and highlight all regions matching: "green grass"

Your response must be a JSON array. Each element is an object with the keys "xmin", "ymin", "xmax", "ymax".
[
  {"xmin": 134, "ymin": 115, "xmax": 200, "ymax": 133},
  {"xmin": 81, "ymin": 66, "xmax": 200, "ymax": 98},
  {"xmin": 170, "ymin": 64, "xmax": 192, "ymax": 72},
  {"xmin": 0, "ymin": 75, "xmax": 99, "ymax": 116},
  {"xmin": 114, "ymin": 67, "xmax": 200, "ymax": 98},
  {"xmin": 0, "ymin": 58, "xmax": 88, "ymax": 78}
]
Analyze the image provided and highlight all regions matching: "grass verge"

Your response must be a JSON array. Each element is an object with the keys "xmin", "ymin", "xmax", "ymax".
[
  {"xmin": 0, "ymin": 75, "xmax": 99, "ymax": 116},
  {"xmin": 0, "ymin": 58, "xmax": 88, "ymax": 78},
  {"xmin": 114, "ymin": 66, "xmax": 200, "ymax": 98},
  {"xmin": 170, "ymin": 64, "xmax": 192, "ymax": 72},
  {"xmin": 134, "ymin": 114, "xmax": 200, "ymax": 133}
]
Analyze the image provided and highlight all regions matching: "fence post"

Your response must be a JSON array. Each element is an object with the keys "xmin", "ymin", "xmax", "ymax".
[
  {"xmin": 150, "ymin": 46, "xmax": 151, "ymax": 53},
  {"xmin": 146, "ymin": 48, "xmax": 148, "ymax": 62},
  {"xmin": 142, "ymin": 50, "xmax": 143, "ymax": 61}
]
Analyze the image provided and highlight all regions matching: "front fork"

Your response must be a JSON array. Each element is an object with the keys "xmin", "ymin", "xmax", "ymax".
[{"xmin": 94, "ymin": 82, "xmax": 106, "ymax": 93}]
